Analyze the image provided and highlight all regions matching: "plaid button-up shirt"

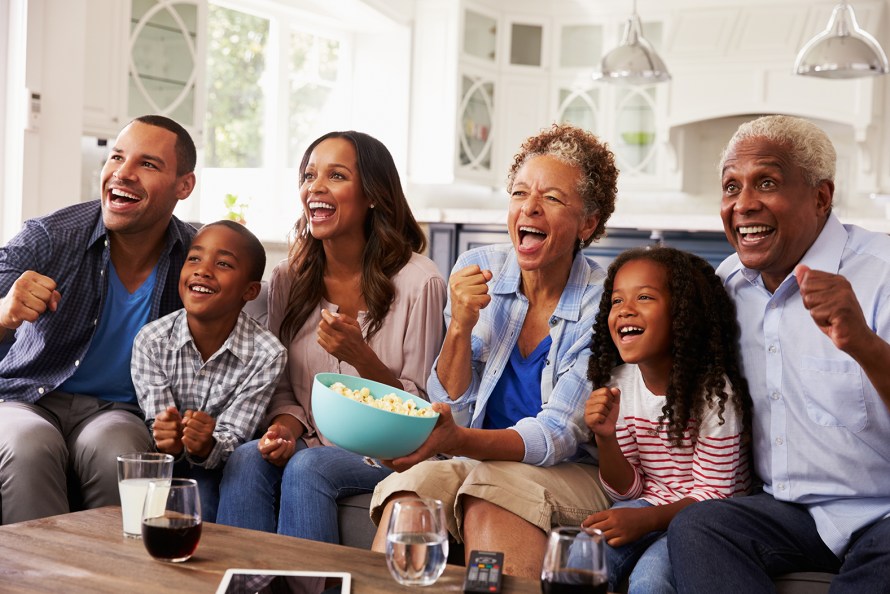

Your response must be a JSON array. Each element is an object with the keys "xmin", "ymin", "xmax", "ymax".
[
  {"xmin": 132, "ymin": 309, "xmax": 286, "ymax": 468},
  {"xmin": 0, "ymin": 200, "xmax": 195, "ymax": 403}
]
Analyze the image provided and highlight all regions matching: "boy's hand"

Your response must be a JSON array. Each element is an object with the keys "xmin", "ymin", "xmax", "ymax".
[
  {"xmin": 317, "ymin": 309, "xmax": 367, "ymax": 366},
  {"xmin": 585, "ymin": 387, "xmax": 621, "ymax": 437},
  {"xmin": 582, "ymin": 507, "xmax": 652, "ymax": 547},
  {"xmin": 153, "ymin": 406, "xmax": 184, "ymax": 455},
  {"xmin": 182, "ymin": 410, "xmax": 215, "ymax": 459},
  {"xmin": 258, "ymin": 423, "xmax": 298, "ymax": 467}
]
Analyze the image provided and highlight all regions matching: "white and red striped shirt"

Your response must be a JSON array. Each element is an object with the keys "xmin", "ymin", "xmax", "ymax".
[{"xmin": 600, "ymin": 364, "xmax": 750, "ymax": 505}]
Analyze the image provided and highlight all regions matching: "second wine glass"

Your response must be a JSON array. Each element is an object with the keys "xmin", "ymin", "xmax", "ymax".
[{"xmin": 540, "ymin": 526, "xmax": 607, "ymax": 593}]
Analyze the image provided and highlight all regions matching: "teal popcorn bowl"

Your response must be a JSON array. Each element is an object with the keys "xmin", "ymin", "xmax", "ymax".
[{"xmin": 311, "ymin": 372, "xmax": 439, "ymax": 460}]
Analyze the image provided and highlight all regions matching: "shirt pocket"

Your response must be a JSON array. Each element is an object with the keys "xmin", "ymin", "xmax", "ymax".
[{"xmin": 799, "ymin": 355, "xmax": 866, "ymax": 432}]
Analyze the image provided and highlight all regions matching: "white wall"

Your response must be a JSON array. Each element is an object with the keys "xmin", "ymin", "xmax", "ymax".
[{"xmin": 2, "ymin": 0, "xmax": 87, "ymax": 244}]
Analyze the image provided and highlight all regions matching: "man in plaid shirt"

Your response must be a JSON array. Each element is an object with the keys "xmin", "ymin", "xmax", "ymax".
[
  {"xmin": 132, "ymin": 221, "xmax": 285, "ymax": 521},
  {"xmin": 0, "ymin": 115, "xmax": 197, "ymax": 524}
]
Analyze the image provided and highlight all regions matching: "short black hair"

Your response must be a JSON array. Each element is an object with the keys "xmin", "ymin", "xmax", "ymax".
[
  {"xmin": 131, "ymin": 115, "xmax": 197, "ymax": 175},
  {"xmin": 196, "ymin": 220, "xmax": 266, "ymax": 282}
]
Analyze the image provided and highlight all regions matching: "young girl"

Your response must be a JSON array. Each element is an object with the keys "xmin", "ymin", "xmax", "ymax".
[{"xmin": 583, "ymin": 246, "xmax": 752, "ymax": 594}]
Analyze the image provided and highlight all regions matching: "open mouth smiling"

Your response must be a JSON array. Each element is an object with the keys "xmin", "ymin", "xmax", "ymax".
[
  {"xmin": 518, "ymin": 225, "xmax": 547, "ymax": 248},
  {"xmin": 737, "ymin": 224, "xmax": 775, "ymax": 242},
  {"xmin": 308, "ymin": 201, "xmax": 336, "ymax": 219},
  {"xmin": 617, "ymin": 325, "xmax": 644, "ymax": 342},
  {"xmin": 108, "ymin": 187, "xmax": 142, "ymax": 205},
  {"xmin": 188, "ymin": 283, "xmax": 216, "ymax": 295}
]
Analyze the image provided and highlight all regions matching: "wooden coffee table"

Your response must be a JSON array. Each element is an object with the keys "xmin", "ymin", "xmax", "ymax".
[{"xmin": 0, "ymin": 507, "xmax": 542, "ymax": 593}]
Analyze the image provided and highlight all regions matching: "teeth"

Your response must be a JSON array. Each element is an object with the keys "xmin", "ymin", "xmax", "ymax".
[
  {"xmin": 190, "ymin": 285, "xmax": 215, "ymax": 294},
  {"xmin": 309, "ymin": 201, "xmax": 335, "ymax": 210},
  {"xmin": 738, "ymin": 225, "xmax": 772, "ymax": 234},
  {"xmin": 111, "ymin": 188, "xmax": 139, "ymax": 200},
  {"xmin": 619, "ymin": 326, "xmax": 643, "ymax": 334},
  {"xmin": 519, "ymin": 226, "xmax": 546, "ymax": 235}
]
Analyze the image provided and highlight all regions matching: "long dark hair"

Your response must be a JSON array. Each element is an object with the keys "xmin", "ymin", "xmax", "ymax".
[
  {"xmin": 278, "ymin": 131, "xmax": 426, "ymax": 344},
  {"xmin": 587, "ymin": 246, "xmax": 752, "ymax": 445}
]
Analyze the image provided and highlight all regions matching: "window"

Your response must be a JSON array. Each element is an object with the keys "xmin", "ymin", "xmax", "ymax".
[{"xmin": 200, "ymin": 1, "xmax": 352, "ymax": 241}]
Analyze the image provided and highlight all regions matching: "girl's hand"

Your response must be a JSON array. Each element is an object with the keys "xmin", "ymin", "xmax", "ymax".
[
  {"xmin": 584, "ymin": 387, "xmax": 621, "ymax": 437},
  {"xmin": 257, "ymin": 423, "xmax": 298, "ymax": 467},
  {"xmin": 317, "ymin": 309, "xmax": 367, "ymax": 366},
  {"xmin": 448, "ymin": 265, "xmax": 492, "ymax": 331},
  {"xmin": 582, "ymin": 507, "xmax": 653, "ymax": 547},
  {"xmin": 153, "ymin": 406, "xmax": 184, "ymax": 455}
]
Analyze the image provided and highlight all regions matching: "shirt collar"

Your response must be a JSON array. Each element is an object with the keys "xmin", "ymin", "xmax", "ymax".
[
  {"xmin": 491, "ymin": 248, "xmax": 599, "ymax": 323},
  {"xmin": 170, "ymin": 310, "xmax": 253, "ymax": 365}
]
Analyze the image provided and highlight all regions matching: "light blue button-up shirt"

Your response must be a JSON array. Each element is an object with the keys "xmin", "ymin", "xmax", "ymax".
[
  {"xmin": 717, "ymin": 214, "xmax": 890, "ymax": 556},
  {"xmin": 427, "ymin": 244, "xmax": 605, "ymax": 467}
]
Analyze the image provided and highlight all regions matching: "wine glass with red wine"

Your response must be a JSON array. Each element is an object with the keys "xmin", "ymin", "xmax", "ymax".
[
  {"xmin": 141, "ymin": 478, "xmax": 202, "ymax": 563},
  {"xmin": 540, "ymin": 527, "xmax": 607, "ymax": 594}
]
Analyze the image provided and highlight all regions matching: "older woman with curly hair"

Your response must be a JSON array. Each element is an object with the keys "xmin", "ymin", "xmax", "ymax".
[{"xmin": 370, "ymin": 124, "xmax": 618, "ymax": 578}]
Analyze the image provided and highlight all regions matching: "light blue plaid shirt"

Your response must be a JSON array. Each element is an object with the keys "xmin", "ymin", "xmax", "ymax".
[
  {"xmin": 428, "ymin": 244, "xmax": 605, "ymax": 466},
  {"xmin": 132, "ymin": 309, "xmax": 286, "ymax": 469},
  {"xmin": 718, "ymin": 214, "xmax": 890, "ymax": 556}
]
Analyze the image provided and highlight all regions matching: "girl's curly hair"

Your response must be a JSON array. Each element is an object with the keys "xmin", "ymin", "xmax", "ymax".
[{"xmin": 587, "ymin": 246, "xmax": 752, "ymax": 446}]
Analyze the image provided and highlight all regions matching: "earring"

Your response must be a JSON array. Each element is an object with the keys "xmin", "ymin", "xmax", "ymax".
[
  {"xmin": 369, "ymin": 204, "xmax": 375, "ymax": 209},
  {"xmin": 577, "ymin": 238, "xmax": 584, "ymax": 250}
]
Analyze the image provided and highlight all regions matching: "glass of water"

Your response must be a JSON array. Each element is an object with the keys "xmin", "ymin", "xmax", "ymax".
[{"xmin": 385, "ymin": 497, "xmax": 449, "ymax": 586}]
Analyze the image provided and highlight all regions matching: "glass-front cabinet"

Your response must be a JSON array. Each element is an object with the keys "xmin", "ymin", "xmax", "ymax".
[
  {"xmin": 128, "ymin": 0, "xmax": 202, "ymax": 128},
  {"xmin": 412, "ymin": 2, "xmax": 669, "ymax": 188},
  {"xmin": 615, "ymin": 87, "xmax": 657, "ymax": 176},
  {"xmin": 458, "ymin": 74, "xmax": 495, "ymax": 175},
  {"xmin": 83, "ymin": 0, "xmax": 206, "ymax": 141}
]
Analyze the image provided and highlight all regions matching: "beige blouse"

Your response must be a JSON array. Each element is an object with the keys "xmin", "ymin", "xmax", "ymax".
[{"xmin": 264, "ymin": 252, "xmax": 447, "ymax": 447}]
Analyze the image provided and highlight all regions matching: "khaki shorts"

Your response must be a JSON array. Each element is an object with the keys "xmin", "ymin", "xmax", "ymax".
[{"xmin": 370, "ymin": 458, "xmax": 610, "ymax": 542}]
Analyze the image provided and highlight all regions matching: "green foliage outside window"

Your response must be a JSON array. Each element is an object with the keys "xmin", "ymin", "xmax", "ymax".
[{"xmin": 204, "ymin": 5, "xmax": 269, "ymax": 168}]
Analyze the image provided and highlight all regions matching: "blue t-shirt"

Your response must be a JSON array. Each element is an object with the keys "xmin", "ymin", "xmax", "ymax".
[
  {"xmin": 60, "ymin": 261, "xmax": 157, "ymax": 403},
  {"xmin": 483, "ymin": 335, "xmax": 551, "ymax": 430}
]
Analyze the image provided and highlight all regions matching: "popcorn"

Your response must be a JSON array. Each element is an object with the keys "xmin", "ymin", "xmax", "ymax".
[{"xmin": 328, "ymin": 382, "xmax": 435, "ymax": 418}]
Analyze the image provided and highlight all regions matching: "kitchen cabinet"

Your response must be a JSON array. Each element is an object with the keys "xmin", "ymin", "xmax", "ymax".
[
  {"xmin": 411, "ymin": 1, "xmax": 670, "ymax": 189},
  {"xmin": 83, "ymin": 0, "xmax": 205, "ymax": 142}
]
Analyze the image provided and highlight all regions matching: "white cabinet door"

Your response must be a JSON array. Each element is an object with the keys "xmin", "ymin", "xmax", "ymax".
[
  {"xmin": 82, "ymin": 0, "xmax": 206, "ymax": 142},
  {"xmin": 83, "ymin": 0, "xmax": 126, "ymax": 138}
]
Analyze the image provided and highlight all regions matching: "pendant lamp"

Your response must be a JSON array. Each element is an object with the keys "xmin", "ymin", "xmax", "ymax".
[
  {"xmin": 594, "ymin": 0, "xmax": 671, "ymax": 84},
  {"xmin": 794, "ymin": 1, "xmax": 889, "ymax": 79}
]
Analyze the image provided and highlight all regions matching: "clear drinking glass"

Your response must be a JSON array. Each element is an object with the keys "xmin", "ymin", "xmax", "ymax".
[
  {"xmin": 141, "ymin": 478, "xmax": 202, "ymax": 563},
  {"xmin": 385, "ymin": 497, "xmax": 449, "ymax": 586},
  {"xmin": 540, "ymin": 526, "xmax": 607, "ymax": 594},
  {"xmin": 116, "ymin": 452, "xmax": 174, "ymax": 538}
]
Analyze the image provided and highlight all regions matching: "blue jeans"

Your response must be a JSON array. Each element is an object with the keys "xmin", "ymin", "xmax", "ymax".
[
  {"xmin": 172, "ymin": 458, "xmax": 223, "ymax": 523},
  {"xmin": 604, "ymin": 499, "xmax": 676, "ymax": 594},
  {"xmin": 666, "ymin": 492, "xmax": 890, "ymax": 592},
  {"xmin": 217, "ymin": 440, "xmax": 392, "ymax": 544}
]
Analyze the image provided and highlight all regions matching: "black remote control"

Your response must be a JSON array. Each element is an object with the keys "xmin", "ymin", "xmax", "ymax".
[{"xmin": 463, "ymin": 550, "xmax": 504, "ymax": 593}]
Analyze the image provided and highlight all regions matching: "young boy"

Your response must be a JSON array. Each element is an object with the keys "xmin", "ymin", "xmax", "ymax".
[{"xmin": 131, "ymin": 220, "xmax": 286, "ymax": 522}]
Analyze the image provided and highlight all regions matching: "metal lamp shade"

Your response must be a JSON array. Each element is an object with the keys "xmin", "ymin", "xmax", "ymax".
[
  {"xmin": 595, "ymin": 12, "xmax": 671, "ymax": 84},
  {"xmin": 794, "ymin": 3, "xmax": 889, "ymax": 79}
]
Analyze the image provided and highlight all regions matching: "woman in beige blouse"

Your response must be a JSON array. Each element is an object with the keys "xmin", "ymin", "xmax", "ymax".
[{"xmin": 216, "ymin": 131, "xmax": 447, "ymax": 543}]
